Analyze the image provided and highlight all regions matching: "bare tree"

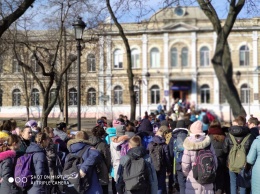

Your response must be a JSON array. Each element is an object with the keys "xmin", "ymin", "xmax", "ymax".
[
  {"xmin": 105, "ymin": 0, "xmax": 137, "ymax": 121},
  {"xmin": 196, "ymin": 0, "xmax": 247, "ymax": 117},
  {"xmin": 0, "ymin": 0, "xmax": 35, "ymax": 37}
]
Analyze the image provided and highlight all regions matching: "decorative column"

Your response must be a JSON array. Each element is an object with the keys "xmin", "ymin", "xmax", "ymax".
[
  {"xmin": 98, "ymin": 36, "xmax": 105, "ymax": 105},
  {"xmin": 106, "ymin": 36, "xmax": 112, "ymax": 106},
  {"xmin": 191, "ymin": 32, "xmax": 197, "ymax": 105},
  {"xmin": 252, "ymin": 31, "xmax": 259, "ymax": 104},
  {"xmin": 142, "ymin": 34, "xmax": 148, "ymax": 107},
  {"xmin": 163, "ymin": 33, "xmax": 170, "ymax": 109}
]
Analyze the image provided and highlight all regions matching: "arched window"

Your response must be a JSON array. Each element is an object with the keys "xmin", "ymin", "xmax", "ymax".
[
  {"xmin": 87, "ymin": 54, "xmax": 96, "ymax": 72},
  {"xmin": 0, "ymin": 89, "xmax": 2, "ymax": 106},
  {"xmin": 150, "ymin": 47, "xmax": 160, "ymax": 68},
  {"xmin": 31, "ymin": 88, "xmax": 40, "ymax": 106},
  {"xmin": 12, "ymin": 56, "xmax": 21, "ymax": 73},
  {"xmin": 170, "ymin": 47, "xmax": 178, "ymax": 67},
  {"xmin": 87, "ymin": 88, "xmax": 96, "ymax": 105},
  {"xmin": 200, "ymin": 46, "xmax": 209, "ymax": 67},
  {"xmin": 50, "ymin": 88, "xmax": 58, "ymax": 105},
  {"xmin": 200, "ymin": 84, "xmax": 210, "ymax": 103},
  {"xmin": 134, "ymin": 85, "xmax": 140, "ymax": 104},
  {"xmin": 12, "ymin": 89, "xmax": 21, "ymax": 106},
  {"xmin": 181, "ymin": 47, "xmax": 188, "ymax": 67},
  {"xmin": 31, "ymin": 56, "xmax": 40, "ymax": 72},
  {"xmin": 114, "ymin": 86, "xmax": 123, "ymax": 104},
  {"xmin": 239, "ymin": 45, "xmax": 249, "ymax": 66},
  {"xmin": 114, "ymin": 49, "xmax": 123, "ymax": 69},
  {"xmin": 240, "ymin": 84, "xmax": 250, "ymax": 103},
  {"xmin": 150, "ymin": 85, "xmax": 160, "ymax": 104},
  {"xmin": 69, "ymin": 88, "xmax": 77, "ymax": 105},
  {"xmin": 131, "ymin": 49, "xmax": 140, "ymax": 68}
]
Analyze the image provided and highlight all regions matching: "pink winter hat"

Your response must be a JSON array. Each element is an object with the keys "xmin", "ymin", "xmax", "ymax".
[{"xmin": 190, "ymin": 120, "xmax": 203, "ymax": 134}]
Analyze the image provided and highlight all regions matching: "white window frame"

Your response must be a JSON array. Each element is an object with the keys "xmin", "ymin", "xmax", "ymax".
[
  {"xmin": 31, "ymin": 88, "xmax": 40, "ymax": 106},
  {"xmin": 240, "ymin": 84, "xmax": 250, "ymax": 103},
  {"xmin": 87, "ymin": 54, "xmax": 96, "ymax": 72},
  {"xmin": 171, "ymin": 47, "xmax": 178, "ymax": 67},
  {"xmin": 181, "ymin": 47, "xmax": 188, "ymax": 67},
  {"xmin": 200, "ymin": 84, "xmax": 210, "ymax": 103},
  {"xmin": 239, "ymin": 45, "xmax": 249, "ymax": 66},
  {"xmin": 150, "ymin": 85, "xmax": 160, "ymax": 104},
  {"xmin": 150, "ymin": 47, "xmax": 160, "ymax": 68},
  {"xmin": 114, "ymin": 49, "xmax": 123, "ymax": 69},
  {"xmin": 87, "ymin": 88, "xmax": 96, "ymax": 105},
  {"xmin": 69, "ymin": 88, "xmax": 77, "ymax": 106},
  {"xmin": 200, "ymin": 46, "xmax": 210, "ymax": 67},
  {"xmin": 12, "ymin": 89, "xmax": 21, "ymax": 106},
  {"xmin": 114, "ymin": 86, "xmax": 123, "ymax": 105},
  {"xmin": 131, "ymin": 49, "xmax": 140, "ymax": 68}
]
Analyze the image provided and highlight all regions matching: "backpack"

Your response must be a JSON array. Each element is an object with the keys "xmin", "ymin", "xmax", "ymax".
[
  {"xmin": 206, "ymin": 112, "xmax": 215, "ymax": 122},
  {"xmin": 120, "ymin": 141, "xmax": 130, "ymax": 156},
  {"xmin": 228, "ymin": 134, "xmax": 250, "ymax": 173},
  {"xmin": 142, "ymin": 135, "xmax": 153, "ymax": 149},
  {"xmin": 173, "ymin": 130, "xmax": 188, "ymax": 163},
  {"xmin": 192, "ymin": 146, "xmax": 216, "ymax": 184},
  {"xmin": 62, "ymin": 145, "xmax": 90, "ymax": 194},
  {"xmin": 149, "ymin": 142, "xmax": 164, "ymax": 171},
  {"xmin": 123, "ymin": 156, "xmax": 150, "ymax": 191},
  {"xmin": 14, "ymin": 153, "xmax": 36, "ymax": 188}
]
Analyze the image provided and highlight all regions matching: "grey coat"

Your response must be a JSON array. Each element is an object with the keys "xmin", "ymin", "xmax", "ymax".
[{"xmin": 0, "ymin": 150, "xmax": 21, "ymax": 194}]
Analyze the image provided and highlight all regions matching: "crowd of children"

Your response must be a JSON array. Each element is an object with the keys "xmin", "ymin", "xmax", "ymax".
[{"xmin": 0, "ymin": 111, "xmax": 260, "ymax": 194}]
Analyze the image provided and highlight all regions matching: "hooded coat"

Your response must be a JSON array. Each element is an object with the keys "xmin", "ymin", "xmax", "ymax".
[
  {"xmin": 25, "ymin": 142, "xmax": 50, "ymax": 194},
  {"xmin": 182, "ymin": 135, "xmax": 218, "ymax": 194},
  {"xmin": 138, "ymin": 119, "xmax": 153, "ymax": 135},
  {"xmin": 0, "ymin": 150, "xmax": 21, "ymax": 194},
  {"xmin": 67, "ymin": 139, "xmax": 103, "ymax": 194},
  {"xmin": 247, "ymin": 136, "xmax": 260, "ymax": 193},
  {"xmin": 116, "ymin": 146, "xmax": 158, "ymax": 194}
]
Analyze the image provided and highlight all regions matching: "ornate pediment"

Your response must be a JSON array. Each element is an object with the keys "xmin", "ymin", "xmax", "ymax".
[{"xmin": 163, "ymin": 22, "xmax": 199, "ymax": 31}]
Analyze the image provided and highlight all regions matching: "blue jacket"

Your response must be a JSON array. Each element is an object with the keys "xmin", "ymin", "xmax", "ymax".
[
  {"xmin": 247, "ymin": 136, "xmax": 260, "ymax": 193},
  {"xmin": 105, "ymin": 127, "xmax": 116, "ymax": 145},
  {"xmin": 25, "ymin": 142, "xmax": 49, "ymax": 194},
  {"xmin": 67, "ymin": 139, "xmax": 103, "ymax": 194}
]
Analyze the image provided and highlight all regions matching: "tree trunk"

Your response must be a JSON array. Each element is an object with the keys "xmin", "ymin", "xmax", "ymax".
[{"xmin": 106, "ymin": 0, "xmax": 136, "ymax": 120}]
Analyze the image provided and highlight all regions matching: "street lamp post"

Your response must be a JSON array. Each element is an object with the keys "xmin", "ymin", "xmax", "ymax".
[{"xmin": 72, "ymin": 17, "xmax": 86, "ymax": 131}]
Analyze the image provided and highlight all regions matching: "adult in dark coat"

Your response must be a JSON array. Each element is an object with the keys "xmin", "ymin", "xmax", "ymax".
[
  {"xmin": 0, "ymin": 149, "xmax": 21, "ymax": 194},
  {"xmin": 137, "ymin": 118, "xmax": 154, "ymax": 137},
  {"xmin": 223, "ymin": 125, "xmax": 255, "ymax": 194},
  {"xmin": 208, "ymin": 120, "xmax": 229, "ymax": 194},
  {"xmin": 26, "ymin": 141, "xmax": 50, "ymax": 194},
  {"xmin": 87, "ymin": 126, "xmax": 111, "ymax": 194},
  {"xmin": 67, "ymin": 138, "xmax": 103, "ymax": 194},
  {"xmin": 148, "ymin": 129, "xmax": 171, "ymax": 194},
  {"xmin": 16, "ymin": 126, "xmax": 32, "ymax": 158}
]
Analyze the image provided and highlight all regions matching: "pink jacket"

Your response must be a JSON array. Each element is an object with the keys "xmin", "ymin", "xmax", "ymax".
[{"xmin": 182, "ymin": 135, "xmax": 218, "ymax": 194}]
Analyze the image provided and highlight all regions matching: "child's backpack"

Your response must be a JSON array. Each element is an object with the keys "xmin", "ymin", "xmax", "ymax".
[
  {"xmin": 148, "ymin": 142, "xmax": 164, "ymax": 171},
  {"xmin": 14, "ymin": 153, "xmax": 35, "ymax": 188},
  {"xmin": 206, "ymin": 112, "xmax": 215, "ymax": 122},
  {"xmin": 173, "ymin": 130, "xmax": 188, "ymax": 163},
  {"xmin": 62, "ymin": 145, "xmax": 90, "ymax": 194},
  {"xmin": 120, "ymin": 141, "xmax": 130, "ymax": 156},
  {"xmin": 142, "ymin": 135, "xmax": 153, "ymax": 149},
  {"xmin": 123, "ymin": 156, "xmax": 150, "ymax": 191},
  {"xmin": 192, "ymin": 146, "xmax": 216, "ymax": 184},
  {"xmin": 228, "ymin": 134, "xmax": 250, "ymax": 173}
]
